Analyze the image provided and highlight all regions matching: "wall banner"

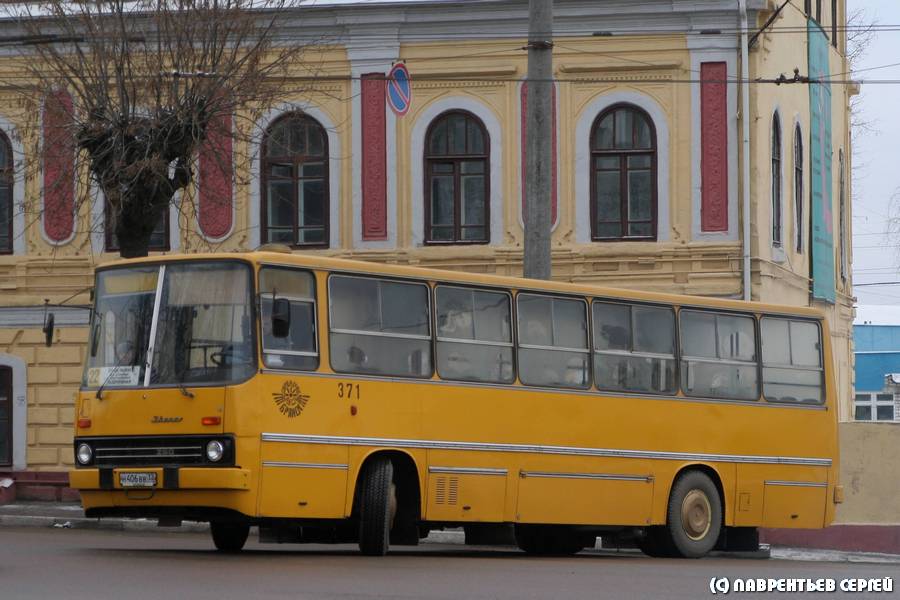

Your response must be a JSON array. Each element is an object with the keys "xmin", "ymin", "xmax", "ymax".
[{"xmin": 809, "ymin": 20, "xmax": 835, "ymax": 303}]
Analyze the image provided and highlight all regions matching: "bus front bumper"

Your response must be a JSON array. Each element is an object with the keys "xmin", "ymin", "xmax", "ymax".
[{"xmin": 70, "ymin": 467, "xmax": 250, "ymax": 491}]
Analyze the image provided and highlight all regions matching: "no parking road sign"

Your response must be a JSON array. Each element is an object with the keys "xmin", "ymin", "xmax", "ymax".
[{"xmin": 387, "ymin": 63, "xmax": 411, "ymax": 116}]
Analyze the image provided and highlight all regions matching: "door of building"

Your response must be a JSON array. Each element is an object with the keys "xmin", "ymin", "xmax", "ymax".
[{"xmin": 0, "ymin": 366, "xmax": 11, "ymax": 467}]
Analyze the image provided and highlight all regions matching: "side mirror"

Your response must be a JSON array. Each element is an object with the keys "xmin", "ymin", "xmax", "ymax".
[
  {"xmin": 43, "ymin": 313, "xmax": 55, "ymax": 347},
  {"xmin": 271, "ymin": 298, "xmax": 291, "ymax": 338},
  {"xmin": 90, "ymin": 323, "xmax": 101, "ymax": 357}
]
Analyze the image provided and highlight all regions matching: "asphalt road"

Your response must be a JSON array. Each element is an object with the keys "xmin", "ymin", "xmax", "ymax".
[{"xmin": 0, "ymin": 527, "xmax": 896, "ymax": 600}]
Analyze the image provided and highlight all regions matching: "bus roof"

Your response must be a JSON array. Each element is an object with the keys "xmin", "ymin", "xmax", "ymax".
[{"xmin": 98, "ymin": 251, "xmax": 825, "ymax": 319}]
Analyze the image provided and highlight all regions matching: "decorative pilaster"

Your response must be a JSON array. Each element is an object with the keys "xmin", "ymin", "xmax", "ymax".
[
  {"xmin": 700, "ymin": 62, "xmax": 728, "ymax": 233},
  {"xmin": 361, "ymin": 73, "xmax": 387, "ymax": 241},
  {"xmin": 198, "ymin": 111, "xmax": 234, "ymax": 240},
  {"xmin": 42, "ymin": 89, "xmax": 75, "ymax": 244}
]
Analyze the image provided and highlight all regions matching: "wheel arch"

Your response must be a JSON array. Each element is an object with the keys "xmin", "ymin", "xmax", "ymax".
[
  {"xmin": 664, "ymin": 463, "xmax": 730, "ymax": 528},
  {"xmin": 347, "ymin": 449, "xmax": 424, "ymax": 520}
]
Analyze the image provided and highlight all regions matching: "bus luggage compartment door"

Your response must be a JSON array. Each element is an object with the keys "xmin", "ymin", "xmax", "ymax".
[
  {"xmin": 258, "ymin": 443, "xmax": 349, "ymax": 519},
  {"xmin": 515, "ymin": 463, "xmax": 655, "ymax": 526}
]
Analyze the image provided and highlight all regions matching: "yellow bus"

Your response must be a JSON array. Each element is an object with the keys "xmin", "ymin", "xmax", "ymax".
[{"xmin": 68, "ymin": 250, "xmax": 841, "ymax": 558}]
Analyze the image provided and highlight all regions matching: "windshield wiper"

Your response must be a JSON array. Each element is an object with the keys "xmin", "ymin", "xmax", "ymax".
[
  {"xmin": 95, "ymin": 358, "xmax": 129, "ymax": 400},
  {"xmin": 176, "ymin": 368, "xmax": 195, "ymax": 399}
]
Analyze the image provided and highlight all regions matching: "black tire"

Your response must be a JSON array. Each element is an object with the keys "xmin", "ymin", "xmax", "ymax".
[
  {"xmin": 664, "ymin": 471, "xmax": 722, "ymax": 558},
  {"xmin": 515, "ymin": 525, "xmax": 586, "ymax": 556},
  {"xmin": 210, "ymin": 521, "xmax": 250, "ymax": 553},
  {"xmin": 358, "ymin": 456, "xmax": 396, "ymax": 556}
]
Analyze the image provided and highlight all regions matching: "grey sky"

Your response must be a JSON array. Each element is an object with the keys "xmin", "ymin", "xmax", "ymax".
[{"xmin": 850, "ymin": 0, "xmax": 900, "ymax": 317}]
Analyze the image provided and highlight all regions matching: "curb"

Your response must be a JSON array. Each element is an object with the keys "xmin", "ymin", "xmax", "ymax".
[{"xmin": 0, "ymin": 514, "xmax": 209, "ymax": 533}]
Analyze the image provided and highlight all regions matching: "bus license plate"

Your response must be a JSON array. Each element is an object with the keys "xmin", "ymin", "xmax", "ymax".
[{"xmin": 119, "ymin": 472, "xmax": 157, "ymax": 488}]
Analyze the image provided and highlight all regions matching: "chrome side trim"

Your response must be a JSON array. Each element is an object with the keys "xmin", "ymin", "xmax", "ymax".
[
  {"xmin": 255, "ymin": 369, "xmax": 827, "ymax": 411},
  {"xmin": 428, "ymin": 466, "xmax": 507, "ymax": 476},
  {"xmin": 764, "ymin": 480, "xmax": 828, "ymax": 488},
  {"xmin": 262, "ymin": 461, "xmax": 348, "ymax": 470},
  {"xmin": 520, "ymin": 470, "xmax": 652, "ymax": 482},
  {"xmin": 260, "ymin": 433, "xmax": 832, "ymax": 467}
]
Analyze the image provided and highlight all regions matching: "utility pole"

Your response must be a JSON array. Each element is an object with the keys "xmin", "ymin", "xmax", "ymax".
[{"xmin": 523, "ymin": 0, "xmax": 553, "ymax": 280}]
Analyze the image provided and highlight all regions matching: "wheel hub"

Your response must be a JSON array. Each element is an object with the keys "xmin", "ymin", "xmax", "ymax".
[{"xmin": 681, "ymin": 489, "xmax": 711, "ymax": 541}]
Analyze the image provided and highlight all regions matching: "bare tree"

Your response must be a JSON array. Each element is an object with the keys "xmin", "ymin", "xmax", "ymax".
[
  {"xmin": 847, "ymin": 7, "xmax": 876, "ymax": 141},
  {"xmin": 8, "ymin": 1, "xmax": 320, "ymax": 258}
]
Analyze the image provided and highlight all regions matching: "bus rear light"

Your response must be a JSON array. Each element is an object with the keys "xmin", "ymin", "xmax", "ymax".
[
  {"xmin": 78, "ymin": 418, "xmax": 92, "ymax": 429},
  {"xmin": 201, "ymin": 416, "xmax": 221, "ymax": 426}
]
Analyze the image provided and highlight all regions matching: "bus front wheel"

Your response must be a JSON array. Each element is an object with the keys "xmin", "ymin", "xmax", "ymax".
[
  {"xmin": 665, "ymin": 471, "xmax": 722, "ymax": 558},
  {"xmin": 358, "ymin": 456, "xmax": 396, "ymax": 556},
  {"xmin": 210, "ymin": 521, "xmax": 250, "ymax": 553}
]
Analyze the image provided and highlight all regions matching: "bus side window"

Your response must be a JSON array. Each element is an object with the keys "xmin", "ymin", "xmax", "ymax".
[
  {"xmin": 761, "ymin": 318, "xmax": 824, "ymax": 404},
  {"xmin": 680, "ymin": 310, "xmax": 758, "ymax": 401},
  {"xmin": 435, "ymin": 286, "xmax": 514, "ymax": 384},
  {"xmin": 593, "ymin": 302, "xmax": 676, "ymax": 395},
  {"xmin": 259, "ymin": 268, "xmax": 318, "ymax": 370},
  {"xmin": 517, "ymin": 294, "xmax": 590, "ymax": 389},
  {"xmin": 329, "ymin": 275, "xmax": 432, "ymax": 378}
]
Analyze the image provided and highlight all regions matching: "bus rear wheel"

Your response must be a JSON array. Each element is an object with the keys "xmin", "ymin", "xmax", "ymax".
[
  {"xmin": 210, "ymin": 521, "xmax": 250, "ymax": 553},
  {"xmin": 664, "ymin": 471, "xmax": 722, "ymax": 558},
  {"xmin": 358, "ymin": 456, "xmax": 396, "ymax": 556},
  {"xmin": 515, "ymin": 525, "xmax": 587, "ymax": 556}
]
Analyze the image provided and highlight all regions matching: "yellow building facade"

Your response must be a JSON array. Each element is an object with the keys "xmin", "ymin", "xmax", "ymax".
[{"xmin": 0, "ymin": 0, "xmax": 857, "ymax": 511}]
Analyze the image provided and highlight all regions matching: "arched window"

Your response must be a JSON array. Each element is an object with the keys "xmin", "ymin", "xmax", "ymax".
[
  {"xmin": 424, "ymin": 111, "xmax": 489, "ymax": 244},
  {"xmin": 794, "ymin": 124, "xmax": 804, "ymax": 253},
  {"xmin": 262, "ymin": 113, "xmax": 328, "ymax": 247},
  {"xmin": 0, "ymin": 132, "xmax": 12, "ymax": 254},
  {"xmin": 590, "ymin": 104, "xmax": 657, "ymax": 240},
  {"xmin": 771, "ymin": 113, "xmax": 782, "ymax": 247}
]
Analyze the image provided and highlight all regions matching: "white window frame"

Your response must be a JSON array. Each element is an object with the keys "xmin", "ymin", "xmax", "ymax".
[{"xmin": 853, "ymin": 392, "xmax": 897, "ymax": 422}]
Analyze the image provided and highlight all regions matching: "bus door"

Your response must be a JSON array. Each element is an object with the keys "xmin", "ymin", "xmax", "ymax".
[{"xmin": 256, "ymin": 267, "xmax": 349, "ymax": 519}]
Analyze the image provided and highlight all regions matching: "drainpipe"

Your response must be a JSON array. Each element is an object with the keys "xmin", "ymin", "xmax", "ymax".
[{"xmin": 739, "ymin": 0, "xmax": 752, "ymax": 301}]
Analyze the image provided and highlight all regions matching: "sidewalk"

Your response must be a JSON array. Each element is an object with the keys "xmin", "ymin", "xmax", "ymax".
[
  {"xmin": 0, "ymin": 501, "xmax": 208, "ymax": 533},
  {"xmin": 2, "ymin": 502, "xmax": 899, "ymax": 564}
]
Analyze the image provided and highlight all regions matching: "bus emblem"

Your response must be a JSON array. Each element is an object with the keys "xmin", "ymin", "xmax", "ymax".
[{"xmin": 273, "ymin": 381, "xmax": 309, "ymax": 418}]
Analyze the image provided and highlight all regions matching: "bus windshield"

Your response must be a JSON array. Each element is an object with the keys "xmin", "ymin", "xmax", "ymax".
[{"xmin": 83, "ymin": 261, "xmax": 255, "ymax": 388}]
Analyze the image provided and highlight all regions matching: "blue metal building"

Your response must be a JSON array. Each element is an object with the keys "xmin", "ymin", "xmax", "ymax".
[{"xmin": 853, "ymin": 324, "xmax": 900, "ymax": 422}]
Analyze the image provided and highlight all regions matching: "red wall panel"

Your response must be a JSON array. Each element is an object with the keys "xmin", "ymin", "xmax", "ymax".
[
  {"xmin": 362, "ymin": 73, "xmax": 387, "ymax": 240},
  {"xmin": 42, "ymin": 89, "xmax": 75, "ymax": 243},
  {"xmin": 700, "ymin": 62, "xmax": 729, "ymax": 232},
  {"xmin": 198, "ymin": 111, "xmax": 233, "ymax": 240}
]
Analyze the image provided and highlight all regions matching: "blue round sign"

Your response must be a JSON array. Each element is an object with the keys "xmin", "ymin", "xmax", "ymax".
[{"xmin": 387, "ymin": 63, "xmax": 411, "ymax": 116}]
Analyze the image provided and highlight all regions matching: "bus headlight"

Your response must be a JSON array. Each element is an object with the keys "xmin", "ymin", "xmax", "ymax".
[
  {"xmin": 206, "ymin": 440, "xmax": 225, "ymax": 462},
  {"xmin": 76, "ymin": 443, "xmax": 93, "ymax": 465}
]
